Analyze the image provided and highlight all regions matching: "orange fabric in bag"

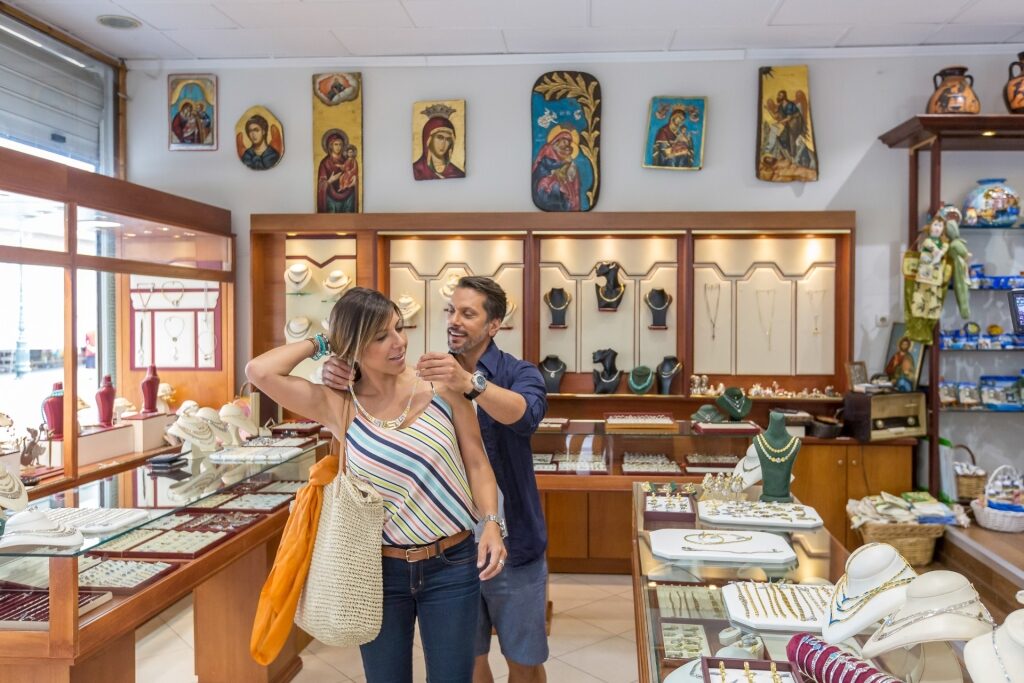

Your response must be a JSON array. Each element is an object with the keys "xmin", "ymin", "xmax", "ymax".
[{"xmin": 250, "ymin": 453, "xmax": 339, "ymax": 665}]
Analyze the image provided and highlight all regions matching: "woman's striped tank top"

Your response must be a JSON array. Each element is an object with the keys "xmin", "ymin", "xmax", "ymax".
[{"xmin": 345, "ymin": 394, "xmax": 478, "ymax": 546}]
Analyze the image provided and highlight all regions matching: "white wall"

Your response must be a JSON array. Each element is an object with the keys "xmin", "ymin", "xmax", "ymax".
[{"xmin": 126, "ymin": 53, "xmax": 1023, "ymax": 482}]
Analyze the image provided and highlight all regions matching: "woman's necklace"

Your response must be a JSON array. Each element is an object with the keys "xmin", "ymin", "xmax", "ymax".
[
  {"xmin": 164, "ymin": 315, "xmax": 185, "ymax": 361},
  {"xmin": 644, "ymin": 290, "xmax": 672, "ymax": 311},
  {"xmin": 756, "ymin": 289, "xmax": 775, "ymax": 351},
  {"xmin": 755, "ymin": 433, "xmax": 798, "ymax": 464},
  {"xmin": 992, "ymin": 628, "xmax": 1014, "ymax": 683},
  {"xmin": 597, "ymin": 282, "xmax": 626, "ymax": 304},
  {"xmin": 198, "ymin": 314, "xmax": 217, "ymax": 364},
  {"xmin": 807, "ymin": 289, "xmax": 825, "ymax": 335},
  {"xmin": 543, "ymin": 290, "xmax": 572, "ymax": 311},
  {"xmin": 137, "ymin": 282, "xmax": 154, "ymax": 310},
  {"xmin": 628, "ymin": 367, "xmax": 654, "ymax": 393},
  {"xmin": 350, "ymin": 379, "xmax": 421, "ymax": 430},
  {"xmin": 541, "ymin": 359, "xmax": 566, "ymax": 378},
  {"xmin": 658, "ymin": 361, "xmax": 682, "ymax": 379},
  {"xmin": 285, "ymin": 318, "xmax": 312, "ymax": 339},
  {"xmin": 828, "ymin": 572, "xmax": 915, "ymax": 625},
  {"xmin": 161, "ymin": 280, "xmax": 185, "ymax": 307},
  {"xmin": 703, "ymin": 283, "xmax": 721, "ymax": 340},
  {"xmin": 873, "ymin": 598, "xmax": 993, "ymax": 642},
  {"xmin": 682, "ymin": 531, "xmax": 752, "ymax": 545}
]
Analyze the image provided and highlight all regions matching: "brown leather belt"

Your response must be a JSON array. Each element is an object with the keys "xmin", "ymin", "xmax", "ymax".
[{"xmin": 381, "ymin": 530, "xmax": 472, "ymax": 563}]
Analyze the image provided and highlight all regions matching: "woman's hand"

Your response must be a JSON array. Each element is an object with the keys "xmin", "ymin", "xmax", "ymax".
[{"xmin": 476, "ymin": 522, "xmax": 507, "ymax": 581}]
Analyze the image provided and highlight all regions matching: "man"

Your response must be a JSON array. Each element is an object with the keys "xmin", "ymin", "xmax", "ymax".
[
  {"xmin": 323, "ymin": 277, "xmax": 549, "ymax": 683},
  {"xmin": 241, "ymin": 114, "xmax": 280, "ymax": 171}
]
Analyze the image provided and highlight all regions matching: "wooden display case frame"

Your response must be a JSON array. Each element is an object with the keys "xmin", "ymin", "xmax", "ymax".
[
  {"xmin": 0, "ymin": 147, "xmax": 235, "ymax": 496},
  {"xmin": 250, "ymin": 211, "xmax": 855, "ymax": 421}
]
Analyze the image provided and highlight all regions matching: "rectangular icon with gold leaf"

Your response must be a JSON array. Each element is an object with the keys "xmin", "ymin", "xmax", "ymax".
[
  {"xmin": 756, "ymin": 65, "xmax": 818, "ymax": 183},
  {"xmin": 313, "ymin": 73, "xmax": 363, "ymax": 213},
  {"xmin": 412, "ymin": 100, "xmax": 466, "ymax": 181}
]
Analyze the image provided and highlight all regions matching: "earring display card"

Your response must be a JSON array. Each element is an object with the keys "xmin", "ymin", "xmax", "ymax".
[
  {"xmin": 129, "ymin": 275, "xmax": 223, "ymax": 371},
  {"xmin": 0, "ymin": 589, "xmax": 112, "ymax": 630},
  {"xmin": 721, "ymin": 582, "xmax": 833, "ymax": 632},
  {"xmin": 658, "ymin": 620, "xmax": 711, "ymax": 661},
  {"xmin": 90, "ymin": 528, "xmax": 164, "ymax": 554},
  {"xmin": 78, "ymin": 559, "xmax": 177, "ymax": 594},
  {"xmin": 216, "ymin": 493, "xmax": 293, "ymax": 512},
  {"xmin": 697, "ymin": 500, "xmax": 824, "ymax": 529},
  {"xmin": 129, "ymin": 530, "xmax": 228, "ymax": 557},
  {"xmin": 142, "ymin": 513, "xmax": 198, "ymax": 530},
  {"xmin": 0, "ymin": 556, "xmax": 103, "ymax": 589},
  {"xmin": 256, "ymin": 480, "xmax": 306, "ymax": 494}
]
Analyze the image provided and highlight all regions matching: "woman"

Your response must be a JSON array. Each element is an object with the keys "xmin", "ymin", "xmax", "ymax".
[
  {"xmin": 531, "ymin": 125, "xmax": 581, "ymax": 211},
  {"xmin": 245, "ymin": 287, "xmax": 506, "ymax": 682},
  {"xmin": 316, "ymin": 130, "xmax": 357, "ymax": 213}
]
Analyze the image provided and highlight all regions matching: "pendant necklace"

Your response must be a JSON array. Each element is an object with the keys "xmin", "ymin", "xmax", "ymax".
[
  {"xmin": 161, "ymin": 280, "xmax": 185, "ymax": 307},
  {"xmin": 807, "ymin": 289, "xmax": 825, "ymax": 335},
  {"xmin": 704, "ymin": 283, "xmax": 721, "ymax": 340},
  {"xmin": 658, "ymin": 361, "xmax": 682, "ymax": 379},
  {"xmin": 164, "ymin": 315, "xmax": 185, "ymax": 361},
  {"xmin": 541, "ymin": 359, "xmax": 566, "ymax": 378},
  {"xmin": 351, "ymin": 379, "xmax": 421, "ymax": 430},
  {"xmin": 756, "ymin": 289, "xmax": 775, "ymax": 351}
]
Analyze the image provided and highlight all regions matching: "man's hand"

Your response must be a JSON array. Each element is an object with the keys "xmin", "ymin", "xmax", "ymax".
[
  {"xmin": 416, "ymin": 352, "xmax": 472, "ymax": 395},
  {"xmin": 321, "ymin": 355, "xmax": 355, "ymax": 391}
]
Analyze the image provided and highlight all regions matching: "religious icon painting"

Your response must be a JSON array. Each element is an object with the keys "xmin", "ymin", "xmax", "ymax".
[
  {"xmin": 312, "ymin": 72, "xmax": 363, "ymax": 213},
  {"xmin": 756, "ymin": 65, "xmax": 819, "ymax": 183},
  {"xmin": 531, "ymin": 71, "xmax": 601, "ymax": 212},
  {"xmin": 643, "ymin": 96, "xmax": 707, "ymax": 171},
  {"xmin": 412, "ymin": 100, "xmax": 466, "ymax": 181},
  {"xmin": 235, "ymin": 106, "xmax": 284, "ymax": 171},
  {"xmin": 168, "ymin": 74, "xmax": 216, "ymax": 151}
]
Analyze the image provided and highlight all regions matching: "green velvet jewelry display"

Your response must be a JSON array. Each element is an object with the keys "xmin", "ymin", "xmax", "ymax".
[
  {"xmin": 690, "ymin": 405, "xmax": 725, "ymax": 423},
  {"xmin": 755, "ymin": 411, "xmax": 801, "ymax": 503},
  {"xmin": 716, "ymin": 387, "xmax": 752, "ymax": 421}
]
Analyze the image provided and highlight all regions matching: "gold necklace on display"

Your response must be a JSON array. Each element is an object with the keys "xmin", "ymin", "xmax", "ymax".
[
  {"xmin": 682, "ymin": 531, "xmax": 752, "ymax": 545},
  {"xmin": 543, "ymin": 291, "xmax": 572, "ymax": 311},
  {"xmin": 350, "ymin": 379, "xmax": 420, "ymax": 430},
  {"xmin": 756, "ymin": 434, "xmax": 798, "ymax": 464},
  {"xmin": 597, "ymin": 283, "xmax": 626, "ymax": 304},
  {"xmin": 644, "ymin": 290, "xmax": 672, "ymax": 311}
]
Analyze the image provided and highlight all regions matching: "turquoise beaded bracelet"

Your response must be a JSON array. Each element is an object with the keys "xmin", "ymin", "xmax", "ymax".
[{"xmin": 310, "ymin": 333, "xmax": 331, "ymax": 360}]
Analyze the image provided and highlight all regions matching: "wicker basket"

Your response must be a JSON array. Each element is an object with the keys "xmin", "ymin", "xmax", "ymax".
[
  {"xmin": 971, "ymin": 465, "xmax": 1024, "ymax": 533},
  {"xmin": 855, "ymin": 520, "xmax": 945, "ymax": 566},
  {"xmin": 952, "ymin": 444, "xmax": 987, "ymax": 501}
]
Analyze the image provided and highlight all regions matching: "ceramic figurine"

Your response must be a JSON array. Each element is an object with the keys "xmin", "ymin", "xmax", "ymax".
[
  {"xmin": 42, "ymin": 382, "xmax": 63, "ymax": 440},
  {"xmin": 1005, "ymin": 52, "xmax": 1024, "ymax": 114},
  {"xmin": 141, "ymin": 366, "xmax": 160, "ymax": 414},
  {"xmin": 962, "ymin": 178, "xmax": 1020, "ymax": 227},
  {"xmin": 904, "ymin": 204, "xmax": 971, "ymax": 342},
  {"xmin": 95, "ymin": 375, "xmax": 115, "ymax": 427},
  {"xmin": 927, "ymin": 66, "xmax": 980, "ymax": 114}
]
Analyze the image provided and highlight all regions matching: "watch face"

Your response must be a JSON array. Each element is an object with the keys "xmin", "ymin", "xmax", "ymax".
[{"xmin": 473, "ymin": 373, "xmax": 487, "ymax": 391}]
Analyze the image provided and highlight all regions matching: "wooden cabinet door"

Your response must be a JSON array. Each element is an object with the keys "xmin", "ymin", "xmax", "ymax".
[
  {"xmin": 544, "ymin": 491, "xmax": 589, "ymax": 559},
  {"xmin": 790, "ymin": 444, "xmax": 848, "ymax": 542},
  {"xmin": 587, "ymin": 492, "xmax": 632, "ymax": 560},
  {"xmin": 846, "ymin": 445, "xmax": 913, "ymax": 501}
]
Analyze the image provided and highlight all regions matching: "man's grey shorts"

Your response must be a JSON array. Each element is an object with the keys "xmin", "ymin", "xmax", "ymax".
[{"xmin": 474, "ymin": 554, "xmax": 549, "ymax": 666}]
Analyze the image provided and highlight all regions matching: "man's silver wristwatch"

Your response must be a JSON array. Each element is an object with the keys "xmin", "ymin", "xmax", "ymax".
[
  {"xmin": 481, "ymin": 514, "xmax": 507, "ymax": 538},
  {"xmin": 464, "ymin": 371, "xmax": 488, "ymax": 400}
]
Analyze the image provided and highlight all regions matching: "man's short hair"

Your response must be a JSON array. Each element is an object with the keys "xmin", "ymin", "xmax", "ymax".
[{"xmin": 457, "ymin": 276, "xmax": 507, "ymax": 322}]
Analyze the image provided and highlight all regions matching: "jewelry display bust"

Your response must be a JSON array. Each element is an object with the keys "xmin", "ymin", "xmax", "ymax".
[
  {"xmin": 544, "ymin": 287, "xmax": 572, "ymax": 328},
  {"xmin": 501, "ymin": 300, "xmax": 516, "ymax": 329},
  {"xmin": 321, "ymin": 269, "xmax": 352, "ymax": 300},
  {"xmin": 595, "ymin": 261, "xmax": 626, "ymax": 311},
  {"xmin": 821, "ymin": 542, "xmax": 918, "ymax": 645},
  {"xmin": 0, "ymin": 508, "xmax": 83, "ymax": 549},
  {"xmin": 965, "ymin": 609, "xmax": 1024, "ymax": 683},
  {"xmin": 752, "ymin": 411, "xmax": 801, "ymax": 503},
  {"xmin": 396, "ymin": 294, "xmax": 421, "ymax": 328},
  {"xmin": 439, "ymin": 272, "xmax": 461, "ymax": 299},
  {"xmin": 657, "ymin": 356, "xmax": 682, "ymax": 395},
  {"xmin": 168, "ymin": 414, "xmax": 218, "ymax": 454},
  {"xmin": 195, "ymin": 407, "xmax": 232, "ymax": 446},
  {"xmin": 283, "ymin": 316, "xmax": 313, "ymax": 341},
  {"xmin": 283, "ymin": 262, "xmax": 312, "ymax": 293},
  {"xmin": 645, "ymin": 288, "xmax": 673, "ymax": 329},
  {"xmin": 716, "ymin": 387, "xmax": 752, "ymax": 421},
  {"xmin": 592, "ymin": 348, "xmax": 622, "ymax": 394},
  {"xmin": 539, "ymin": 355, "xmax": 566, "ymax": 394},
  {"xmin": 628, "ymin": 366, "xmax": 654, "ymax": 395},
  {"xmin": 0, "ymin": 466, "xmax": 28, "ymax": 517},
  {"xmin": 862, "ymin": 571, "xmax": 994, "ymax": 658},
  {"xmin": 219, "ymin": 403, "xmax": 260, "ymax": 445}
]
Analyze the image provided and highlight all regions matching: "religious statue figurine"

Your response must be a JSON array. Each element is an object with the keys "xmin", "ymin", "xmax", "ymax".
[
  {"xmin": 904, "ymin": 204, "xmax": 971, "ymax": 343},
  {"xmin": 751, "ymin": 411, "xmax": 801, "ymax": 503}
]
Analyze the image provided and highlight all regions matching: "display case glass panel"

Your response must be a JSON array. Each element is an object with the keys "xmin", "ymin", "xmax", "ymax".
[{"xmin": 0, "ymin": 190, "xmax": 65, "ymax": 253}]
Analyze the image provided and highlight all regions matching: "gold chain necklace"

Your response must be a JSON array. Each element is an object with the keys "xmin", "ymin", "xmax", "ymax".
[
  {"xmin": 829, "ymin": 572, "xmax": 914, "ymax": 625},
  {"xmin": 756, "ymin": 434, "xmax": 798, "ymax": 463},
  {"xmin": 351, "ymin": 379, "xmax": 420, "ymax": 430},
  {"xmin": 543, "ymin": 290, "xmax": 572, "ymax": 311},
  {"xmin": 596, "ymin": 282, "xmax": 626, "ymax": 303},
  {"xmin": 682, "ymin": 531, "xmax": 752, "ymax": 545},
  {"xmin": 644, "ymin": 290, "xmax": 672, "ymax": 311}
]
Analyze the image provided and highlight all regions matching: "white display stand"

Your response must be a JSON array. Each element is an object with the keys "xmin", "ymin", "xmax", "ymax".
[
  {"xmin": 722, "ymin": 582, "xmax": 833, "ymax": 632},
  {"xmin": 648, "ymin": 528, "xmax": 796, "ymax": 565},
  {"xmin": 698, "ymin": 500, "xmax": 823, "ymax": 529},
  {"xmin": 76, "ymin": 424, "xmax": 135, "ymax": 466},
  {"xmin": 124, "ymin": 411, "xmax": 175, "ymax": 451},
  {"xmin": 965, "ymin": 610, "xmax": 1024, "ymax": 683}
]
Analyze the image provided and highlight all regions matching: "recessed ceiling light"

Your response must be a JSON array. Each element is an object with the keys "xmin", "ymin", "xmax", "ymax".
[
  {"xmin": 981, "ymin": 131, "xmax": 997, "ymax": 137},
  {"xmin": 97, "ymin": 15, "xmax": 141, "ymax": 30},
  {"xmin": 124, "ymin": 232, "xmax": 136, "ymax": 238}
]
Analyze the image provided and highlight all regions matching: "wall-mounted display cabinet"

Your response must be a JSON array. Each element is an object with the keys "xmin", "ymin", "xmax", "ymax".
[{"xmin": 0, "ymin": 147, "xmax": 235, "ymax": 495}]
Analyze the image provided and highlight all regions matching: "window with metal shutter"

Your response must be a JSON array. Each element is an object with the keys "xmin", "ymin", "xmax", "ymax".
[{"xmin": 0, "ymin": 13, "xmax": 114, "ymax": 174}]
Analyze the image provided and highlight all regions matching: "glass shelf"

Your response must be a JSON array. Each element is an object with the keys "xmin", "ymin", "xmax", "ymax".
[{"xmin": 0, "ymin": 444, "xmax": 317, "ymax": 557}]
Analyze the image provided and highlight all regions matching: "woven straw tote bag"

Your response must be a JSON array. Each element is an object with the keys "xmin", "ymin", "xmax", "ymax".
[{"xmin": 295, "ymin": 453, "xmax": 385, "ymax": 646}]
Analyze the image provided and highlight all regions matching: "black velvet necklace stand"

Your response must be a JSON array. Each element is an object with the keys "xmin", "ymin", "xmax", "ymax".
[
  {"xmin": 645, "ymin": 288, "xmax": 672, "ymax": 329},
  {"xmin": 592, "ymin": 348, "xmax": 621, "ymax": 394},
  {"xmin": 595, "ymin": 261, "xmax": 625, "ymax": 311},
  {"xmin": 539, "ymin": 355, "xmax": 567, "ymax": 394},
  {"xmin": 544, "ymin": 288, "xmax": 571, "ymax": 328},
  {"xmin": 656, "ymin": 355, "xmax": 681, "ymax": 395}
]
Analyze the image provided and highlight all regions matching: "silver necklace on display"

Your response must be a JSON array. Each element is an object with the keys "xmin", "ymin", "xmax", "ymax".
[
  {"xmin": 542, "ymin": 360, "xmax": 567, "ymax": 378},
  {"xmin": 286, "ymin": 266, "xmax": 309, "ymax": 286},
  {"xmin": 137, "ymin": 282, "xmax": 155, "ymax": 310},
  {"xmin": 161, "ymin": 280, "xmax": 185, "ymax": 307},
  {"xmin": 756, "ymin": 289, "xmax": 775, "ymax": 351},
  {"xmin": 137, "ymin": 315, "xmax": 146, "ymax": 366},
  {"xmin": 286, "ymin": 318, "xmax": 312, "ymax": 339},
  {"xmin": 992, "ymin": 628, "xmax": 1014, "ymax": 683},
  {"xmin": 703, "ymin": 283, "xmax": 721, "ymax": 340},
  {"xmin": 164, "ymin": 315, "xmax": 185, "ymax": 361},
  {"xmin": 873, "ymin": 598, "xmax": 994, "ymax": 642},
  {"xmin": 198, "ymin": 283, "xmax": 216, "ymax": 363},
  {"xmin": 175, "ymin": 420, "xmax": 214, "ymax": 443},
  {"xmin": 807, "ymin": 289, "xmax": 825, "ymax": 335}
]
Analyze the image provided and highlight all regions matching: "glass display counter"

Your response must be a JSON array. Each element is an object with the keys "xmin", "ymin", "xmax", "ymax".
[{"xmin": 629, "ymin": 482, "xmax": 973, "ymax": 683}]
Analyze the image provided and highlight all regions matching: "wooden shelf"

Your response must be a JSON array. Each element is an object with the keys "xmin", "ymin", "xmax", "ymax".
[{"xmin": 879, "ymin": 114, "xmax": 1024, "ymax": 151}]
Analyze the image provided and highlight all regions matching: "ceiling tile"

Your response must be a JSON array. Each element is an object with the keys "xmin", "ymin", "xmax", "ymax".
[
  {"xmin": 671, "ymin": 25, "xmax": 847, "ymax": 50},
  {"xmin": 952, "ymin": 0, "xmax": 1024, "ymax": 24},
  {"xmin": 924, "ymin": 23, "xmax": 1024, "ymax": 44},
  {"xmin": 115, "ymin": 2, "xmax": 238, "ymax": 30},
  {"xmin": 503, "ymin": 28, "xmax": 673, "ymax": 53},
  {"xmin": 166, "ymin": 27, "xmax": 347, "ymax": 57},
  {"xmin": 591, "ymin": 0, "xmax": 777, "ymax": 28},
  {"xmin": 212, "ymin": 1, "xmax": 411, "ymax": 29},
  {"xmin": 839, "ymin": 24, "xmax": 942, "ymax": 47},
  {"xmin": 12, "ymin": 0, "xmax": 142, "ymax": 30},
  {"xmin": 403, "ymin": 0, "xmax": 587, "ymax": 29},
  {"xmin": 331, "ymin": 27, "xmax": 504, "ymax": 55},
  {"xmin": 773, "ymin": 0, "xmax": 970, "ymax": 25}
]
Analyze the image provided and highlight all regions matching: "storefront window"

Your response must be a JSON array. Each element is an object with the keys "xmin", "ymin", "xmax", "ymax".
[{"xmin": 0, "ymin": 189, "xmax": 66, "ymax": 252}]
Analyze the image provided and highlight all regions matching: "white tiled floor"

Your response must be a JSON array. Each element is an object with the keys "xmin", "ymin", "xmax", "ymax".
[{"xmin": 135, "ymin": 573, "xmax": 639, "ymax": 683}]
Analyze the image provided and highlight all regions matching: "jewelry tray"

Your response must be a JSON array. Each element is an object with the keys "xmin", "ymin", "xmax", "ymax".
[
  {"xmin": 77, "ymin": 558, "xmax": 179, "ymax": 595},
  {"xmin": 697, "ymin": 501, "xmax": 824, "ymax": 530},
  {"xmin": 721, "ymin": 582, "xmax": 833, "ymax": 633},
  {"xmin": 604, "ymin": 412, "xmax": 678, "ymax": 432},
  {"xmin": 91, "ymin": 509, "xmax": 266, "ymax": 559},
  {"xmin": 269, "ymin": 421, "xmax": 322, "ymax": 437},
  {"xmin": 651, "ymin": 583, "xmax": 728, "ymax": 621},
  {"xmin": 691, "ymin": 420, "xmax": 761, "ymax": 435},
  {"xmin": 656, "ymin": 619, "xmax": 712, "ymax": 667},
  {"xmin": 0, "ymin": 589, "xmax": 112, "ymax": 630},
  {"xmin": 648, "ymin": 528, "xmax": 797, "ymax": 565},
  {"xmin": 43, "ymin": 508, "xmax": 152, "ymax": 535},
  {"xmin": 699, "ymin": 656, "xmax": 805, "ymax": 683},
  {"xmin": 644, "ymin": 493, "xmax": 697, "ymax": 524}
]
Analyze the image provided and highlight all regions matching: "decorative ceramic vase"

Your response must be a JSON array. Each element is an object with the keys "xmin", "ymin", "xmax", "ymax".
[
  {"xmin": 96, "ymin": 375, "xmax": 115, "ymax": 427},
  {"xmin": 42, "ymin": 382, "xmax": 64, "ymax": 440},
  {"xmin": 962, "ymin": 178, "xmax": 1021, "ymax": 227},
  {"xmin": 1006, "ymin": 52, "xmax": 1024, "ymax": 114},
  {"xmin": 141, "ymin": 366, "xmax": 160, "ymax": 414},
  {"xmin": 927, "ymin": 66, "xmax": 981, "ymax": 114}
]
